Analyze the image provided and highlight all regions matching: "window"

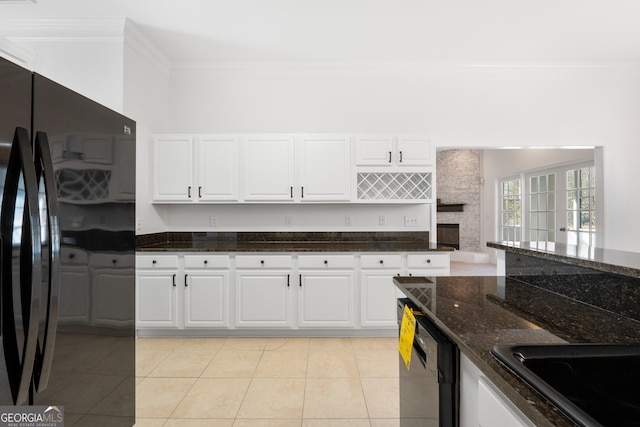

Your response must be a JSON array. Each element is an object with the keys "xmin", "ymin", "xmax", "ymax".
[
  {"xmin": 499, "ymin": 178, "xmax": 521, "ymax": 243},
  {"xmin": 566, "ymin": 166, "xmax": 596, "ymax": 246},
  {"xmin": 528, "ymin": 172, "xmax": 556, "ymax": 244},
  {"xmin": 497, "ymin": 161, "xmax": 596, "ymax": 246}
]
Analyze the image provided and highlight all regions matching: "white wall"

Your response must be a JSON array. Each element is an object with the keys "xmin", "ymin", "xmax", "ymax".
[
  {"xmin": 165, "ymin": 63, "xmax": 640, "ymax": 252},
  {"xmin": 122, "ymin": 21, "xmax": 171, "ymax": 235}
]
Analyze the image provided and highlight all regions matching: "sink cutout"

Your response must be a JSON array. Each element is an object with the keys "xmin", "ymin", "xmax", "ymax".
[{"xmin": 492, "ymin": 343, "xmax": 640, "ymax": 427}]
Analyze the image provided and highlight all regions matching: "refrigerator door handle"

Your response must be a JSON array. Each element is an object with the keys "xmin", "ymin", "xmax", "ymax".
[
  {"xmin": 32, "ymin": 131, "xmax": 61, "ymax": 393},
  {"xmin": 0, "ymin": 127, "xmax": 43, "ymax": 405}
]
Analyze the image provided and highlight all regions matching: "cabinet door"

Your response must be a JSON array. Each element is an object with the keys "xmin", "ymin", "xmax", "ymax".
[
  {"xmin": 235, "ymin": 271, "xmax": 291, "ymax": 327},
  {"xmin": 136, "ymin": 271, "xmax": 179, "ymax": 328},
  {"xmin": 298, "ymin": 135, "xmax": 351, "ymax": 201},
  {"xmin": 110, "ymin": 137, "xmax": 136, "ymax": 201},
  {"xmin": 58, "ymin": 265, "xmax": 91, "ymax": 325},
  {"xmin": 198, "ymin": 135, "xmax": 238, "ymax": 201},
  {"xmin": 242, "ymin": 135, "xmax": 295, "ymax": 201},
  {"xmin": 397, "ymin": 136, "xmax": 433, "ymax": 166},
  {"xmin": 184, "ymin": 271, "xmax": 229, "ymax": 328},
  {"xmin": 153, "ymin": 135, "xmax": 194, "ymax": 202},
  {"xmin": 92, "ymin": 267, "xmax": 135, "ymax": 327},
  {"xmin": 355, "ymin": 136, "xmax": 394, "ymax": 166},
  {"xmin": 361, "ymin": 271, "xmax": 401, "ymax": 327},
  {"xmin": 298, "ymin": 271, "xmax": 355, "ymax": 328}
]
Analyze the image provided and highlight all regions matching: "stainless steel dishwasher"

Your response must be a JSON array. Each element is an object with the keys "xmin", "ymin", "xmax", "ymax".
[{"xmin": 398, "ymin": 298, "xmax": 460, "ymax": 427}]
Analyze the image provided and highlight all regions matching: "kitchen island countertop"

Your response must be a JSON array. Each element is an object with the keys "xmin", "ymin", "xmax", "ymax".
[{"xmin": 394, "ymin": 274, "xmax": 640, "ymax": 427}]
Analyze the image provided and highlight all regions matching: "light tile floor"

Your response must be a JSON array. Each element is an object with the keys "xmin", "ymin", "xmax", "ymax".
[
  {"xmin": 135, "ymin": 337, "xmax": 400, "ymax": 427},
  {"xmin": 135, "ymin": 262, "xmax": 497, "ymax": 427}
]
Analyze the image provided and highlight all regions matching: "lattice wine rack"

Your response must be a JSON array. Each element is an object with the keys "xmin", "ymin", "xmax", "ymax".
[{"xmin": 357, "ymin": 172, "xmax": 432, "ymax": 201}]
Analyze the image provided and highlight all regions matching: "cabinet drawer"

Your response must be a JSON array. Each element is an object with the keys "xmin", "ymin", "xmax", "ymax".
[
  {"xmin": 91, "ymin": 253, "xmax": 135, "ymax": 268},
  {"xmin": 61, "ymin": 247, "xmax": 89, "ymax": 265},
  {"xmin": 184, "ymin": 254, "xmax": 229, "ymax": 269},
  {"xmin": 235, "ymin": 255, "xmax": 292, "ymax": 269},
  {"xmin": 407, "ymin": 253, "xmax": 449, "ymax": 269},
  {"xmin": 136, "ymin": 255, "xmax": 179, "ymax": 269},
  {"xmin": 298, "ymin": 255, "xmax": 355, "ymax": 269},
  {"xmin": 360, "ymin": 254, "xmax": 402, "ymax": 269}
]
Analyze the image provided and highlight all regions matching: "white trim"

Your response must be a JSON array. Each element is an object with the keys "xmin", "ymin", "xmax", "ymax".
[
  {"xmin": 0, "ymin": 36, "xmax": 37, "ymax": 69},
  {"xmin": 123, "ymin": 18, "xmax": 171, "ymax": 71}
]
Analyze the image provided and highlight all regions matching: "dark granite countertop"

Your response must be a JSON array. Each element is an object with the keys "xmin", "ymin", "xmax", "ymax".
[
  {"xmin": 488, "ymin": 241, "xmax": 640, "ymax": 279},
  {"xmin": 394, "ymin": 275, "xmax": 640, "ymax": 427},
  {"xmin": 136, "ymin": 232, "xmax": 453, "ymax": 253}
]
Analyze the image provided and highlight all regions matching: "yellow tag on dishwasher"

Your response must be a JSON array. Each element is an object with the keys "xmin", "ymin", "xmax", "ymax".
[{"xmin": 398, "ymin": 305, "xmax": 416, "ymax": 370}]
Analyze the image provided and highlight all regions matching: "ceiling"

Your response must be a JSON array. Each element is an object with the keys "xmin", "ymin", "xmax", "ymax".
[{"xmin": 2, "ymin": 0, "xmax": 640, "ymax": 65}]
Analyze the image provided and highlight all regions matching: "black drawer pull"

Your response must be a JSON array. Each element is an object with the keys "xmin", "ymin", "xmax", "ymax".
[
  {"xmin": 399, "ymin": 150, "xmax": 403, "ymax": 162},
  {"xmin": 260, "ymin": 260, "xmax": 265, "ymax": 265},
  {"xmin": 388, "ymin": 151, "xmax": 392, "ymax": 163},
  {"xmin": 426, "ymin": 259, "xmax": 431, "ymax": 264},
  {"xmin": 185, "ymin": 274, "xmax": 188, "ymax": 286},
  {"xmin": 172, "ymin": 274, "xmax": 176, "ymax": 287},
  {"xmin": 204, "ymin": 260, "xmax": 208, "ymax": 264},
  {"xmin": 324, "ymin": 260, "xmax": 328, "ymax": 265},
  {"xmin": 152, "ymin": 259, "xmax": 156, "ymax": 264},
  {"xmin": 379, "ymin": 260, "xmax": 384, "ymax": 264},
  {"xmin": 287, "ymin": 274, "xmax": 290, "ymax": 287},
  {"xmin": 188, "ymin": 186, "xmax": 192, "ymax": 198},
  {"xmin": 299, "ymin": 274, "xmax": 302, "ymax": 287}
]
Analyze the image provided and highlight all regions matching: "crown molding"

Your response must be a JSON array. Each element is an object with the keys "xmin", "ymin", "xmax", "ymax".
[
  {"xmin": 0, "ymin": 17, "xmax": 126, "ymax": 40},
  {"xmin": 0, "ymin": 36, "xmax": 38, "ymax": 69},
  {"xmin": 123, "ymin": 19, "xmax": 171, "ymax": 72}
]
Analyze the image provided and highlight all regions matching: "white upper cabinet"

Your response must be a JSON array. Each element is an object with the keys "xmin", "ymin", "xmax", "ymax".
[
  {"xmin": 153, "ymin": 135, "xmax": 194, "ymax": 202},
  {"xmin": 355, "ymin": 135, "xmax": 433, "ymax": 167},
  {"xmin": 355, "ymin": 136, "xmax": 395, "ymax": 166},
  {"xmin": 298, "ymin": 135, "xmax": 351, "ymax": 201},
  {"xmin": 153, "ymin": 134, "xmax": 239, "ymax": 203},
  {"xmin": 242, "ymin": 135, "xmax": 296, "ymax": 201},
  {"xmin": 198, "ymin": 135, "xmax": 239, "ymax": 201},
  {"xmin": 397, "ymin": 136, "xmax": 433, "ymax": 166}
]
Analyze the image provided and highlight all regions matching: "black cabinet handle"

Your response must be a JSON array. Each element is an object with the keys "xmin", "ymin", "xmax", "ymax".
[
  {"xmin": 290, "ymin": 186, "xmax": 293, "ymax": 198},
  {"xmin": 204, "ymin": 260, "xmax": 208, "ymax": 265},
  {"xmin": 152, "ymin": 259, "xmax": 156, "ymax": 264},
  {"xmin": 379, "ymin": 259, "xmax": 384, "ymax": 264},
  {"xmin": 426, "ymin": 259, "xmax": 431, "ymax": 264},
  {"xmin": 184, "ymin": 274, "xmax": 188, "ymax": 286},
  {"xmin": 324, "ymin": 260, "xmax": 328, "ymax": 265},
  {"xmin": 301, "ymin": 187, "xmax": 304, "ymax": 198},
  {"xmin": 199, "ymin": 187, "xmax": 202, "ymax": 198},
  {"xmin": 188, "ymin": 186, "xmax": 192, "ymax": 198},
  {"xmin": 172, "ymin": 274, "xmax": 176, "ymax": 287},
  {"xmin": 287, "ymin": 274, "xmax": 290, "ymax": 287},
  {"xmin": 260, "ymin": 260, "xmax": 265, "ymax": 265},
  {"xmin": 299, "ymin": 274, "xmax": 302, "ymax": 287},
  {"xmin": 112, "ymin": 259, "xmax": 117, "ymax": 264},
  {"xmin": 388, "ymin": 151, "xmax": 392, "ymax": 163},
  {"xmin": 399, "ymin": 151, "xmax": 403, "ymax": 162}
]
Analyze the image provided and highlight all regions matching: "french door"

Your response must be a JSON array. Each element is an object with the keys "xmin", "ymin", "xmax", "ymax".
[{"xmin": 525, "ymin": 162, "xmax": 596, "ymax": 246}]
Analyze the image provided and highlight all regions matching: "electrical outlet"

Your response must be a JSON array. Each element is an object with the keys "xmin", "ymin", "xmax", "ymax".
[
  {"xmin": 285, "ymin": 216, "xmax": 293, "ymax": 227},
  {"xmin": 404, "ymin": 216, "xmax": 419, "ymax": 226},
  {"xmin": 379, "ymin": 215, "xmax": 386, "ymax": 226},
  {"xmin": 345, "ymin": 216, "xmax": 353, "ymax": 226},
  {"xmin": 136, "ymin": 218, "xmax": 142, "ymax": 231},
  {"xmin": 210, "ymin": 216, "xmax": 218, "ymax": 227}
]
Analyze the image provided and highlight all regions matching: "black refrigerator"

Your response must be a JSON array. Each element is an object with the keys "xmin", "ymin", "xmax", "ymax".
[{"xmin": 0, "ymin": 56, "xmax": 135, "ymax": 426}]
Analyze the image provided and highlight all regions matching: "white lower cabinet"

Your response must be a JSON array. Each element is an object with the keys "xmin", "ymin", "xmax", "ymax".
[
  {"xmin": 360, "ymin": 254, "xmax": 402, "ymax": 327},
  {"xmin": 407, "ymin": 252, "xmax": 451, "ymax": 276},
  {"xmin": 90, "ymin": 253, "xmax": 135, "ymax": 328},
  {"xmin": 136, "ymin": 255, "xmax": 180, "ymax": 328},
  {"xmin": 460, "ymin": 353, "xmax": 534, "ymax": 427},
  {"xmin": 297, "ymin": 255, "xmax": 355, "ymax": 328},
  {"xmin": 136, "ymin": 254, "xmax": 230, "ymax": 330},
  {"xmin": 235, "ymin": 255, "xmax": 292, "ymax": 328},
  {"xmin": 184, "ymin": 255, "xmax": 230, "ymax": 328},
  {"xmin": 136, "ymin": 251, "xmax": 450, "ymax": 334}
]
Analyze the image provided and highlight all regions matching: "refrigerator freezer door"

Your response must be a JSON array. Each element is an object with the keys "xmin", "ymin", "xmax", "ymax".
[{"xmin": 0, "ymin": 127, "xmax": 43, "ymax": 405}]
